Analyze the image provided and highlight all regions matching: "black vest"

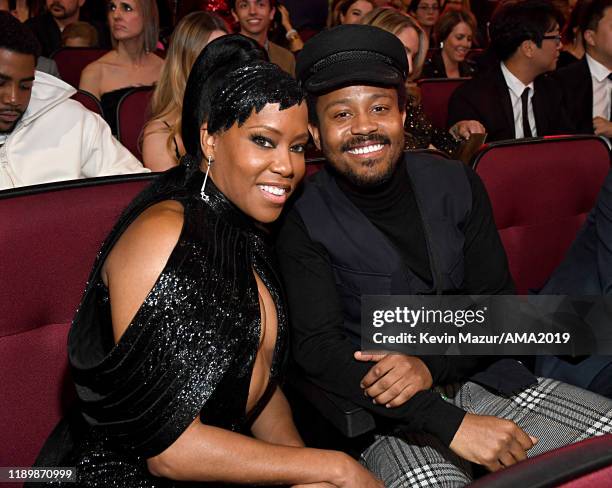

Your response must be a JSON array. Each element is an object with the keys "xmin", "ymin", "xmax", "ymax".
[{"xmin": 295, "ymin": 153, "xmax": 472, "ymax": 342}]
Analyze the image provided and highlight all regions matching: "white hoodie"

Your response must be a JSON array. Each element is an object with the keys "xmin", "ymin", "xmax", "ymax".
[{"xmin": 0, "ymin": 71, "xmax": 148, "ymax": 191}]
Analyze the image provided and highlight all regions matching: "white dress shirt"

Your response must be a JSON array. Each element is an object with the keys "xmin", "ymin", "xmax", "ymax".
[
  {"xmin": 586, "ymin": 53, "xmax": 612, "ymax": 120},
  {"xmin": 500, "ymin": 62, "xmax": 537, "ymax": 138}
]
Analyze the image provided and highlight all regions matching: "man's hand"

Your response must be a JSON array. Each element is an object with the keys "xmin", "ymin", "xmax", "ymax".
[
  {"xmin": 449, "ymin": 120, "xmax": 486, "ymax": 140},
  {"xmin": 593, "ymin": 117, "xmax": 612, "ymax": 137},
  {"xmin": 449, "ymin": 413, "xmax": 538, "ymax": 471},
  {"xmin": 354, "ymin": 352, "xmax": 433, "ymax": 407}
]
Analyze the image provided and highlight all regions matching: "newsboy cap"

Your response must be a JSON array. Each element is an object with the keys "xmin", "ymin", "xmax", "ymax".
[{"xmin": 296, "ymin": 24, "xmax": 408, "ymax": 95}]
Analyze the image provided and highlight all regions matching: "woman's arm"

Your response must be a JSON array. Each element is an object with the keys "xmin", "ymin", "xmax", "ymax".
[
  {"xmin": 142, "ymin": 119, "xmax": 179, "ymax": 172},
  {"xmin": 250, "ymin": 386, "xmax": 303, "ymax": 447},
  {"xmin": 146, "ymin": 416, "xmax": 381, "ymax": 487}
]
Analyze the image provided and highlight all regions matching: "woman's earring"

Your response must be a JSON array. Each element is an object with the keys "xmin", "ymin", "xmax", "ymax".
[{"xmin": 200, "ymin": 155, "xmax": 213, "ymax": 203}]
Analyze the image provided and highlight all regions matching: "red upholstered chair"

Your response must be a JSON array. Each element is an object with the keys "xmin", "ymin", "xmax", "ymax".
[
  {"xmin": 116, "ymin": 86, "xmax": 155, "ymax": 160},
  {"xmin": 71, "ymin": 89, "xmax": 103, "ymax": 116},
  {"xmin": 51, "ymin": 48, "xmax": 108, "ymax": 88},
  {"xmin": 472, "ymin": 135, "xmax": 611, "ymax": 294},
  {"xmin": 0, "ymin": 174, "xmax": 156, "ymax": 486},
  {"xmin": 417, "ymin": 77, "xmax": 469, "ymax": 129}
]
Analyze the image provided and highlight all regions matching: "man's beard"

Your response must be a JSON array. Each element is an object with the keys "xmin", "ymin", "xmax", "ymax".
[
  {"xmin": 49, "ymin": 2, "xmax": 77, "ymax": 20},
  {"xmin": 321, "ymin": 133, "xmax": 403, "ymax": 189}
]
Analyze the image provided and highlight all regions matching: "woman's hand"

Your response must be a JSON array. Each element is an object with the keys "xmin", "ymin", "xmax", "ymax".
[{"xmin": 278, "ymin": 4, "xmax": 293, "ymax": 31}]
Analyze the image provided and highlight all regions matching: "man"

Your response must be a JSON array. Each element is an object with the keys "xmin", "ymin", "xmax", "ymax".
[
  {"xmin": 448, "ymin": 0, "xmax": 574, "ymax": 142},
  {"xmin": 25, "ymin": 0, "xmax": 106, "ymax": 57},
  {"xmin": 230, "ymin": 0, "xmax": 295, "ymax": 75},
  {"xmin": 0, "ymin": 13, "xmax": 147, "ymax": 191},
  {"xmin": 276, "ymin": 24, "xmax": 612, "ymax": 486},
  {"xmin": 554, "ymin": 0, "xmax": 612, "ymax": 137}
]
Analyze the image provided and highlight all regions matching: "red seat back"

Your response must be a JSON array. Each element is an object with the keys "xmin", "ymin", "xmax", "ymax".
[
  {"xmin": 51, "ymin": 48, "xmax": 108, "ymax": 88},
  {"xmin": 116, "ymin": 87, "xmax": 154, "ymax": 160},
  {"xmin": 71, "ymin": 89, "xmax": 103, "ymax": 116},
  {"xmin": 417, "ymin": 77, "xmax": 469, "ymax": 129},
  {"xmin": 0, "ymin": 175, "xmax": 156, "ymax": 481},
  {"xmin": 472, "ymin": 135, "xmax": 611, "ymax": 294}
]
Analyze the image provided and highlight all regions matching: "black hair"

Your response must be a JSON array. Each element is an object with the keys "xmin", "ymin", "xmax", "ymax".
[
  {"xmin": 181, "ymin": 34, "xmax": 304, "ymax": 168},
  {"xmin": 580, "ymin": 0, "xmax": 612, "ymax": 36},
  {"xmin": 489, "ymin": 0, "xmax": 564, "ymax": 61},
  {"xmin": 228, "ymin": 0, "xmax": 276, "ymax": 10},
  {"xmin": 0, "ymin": 11, "xmax": 41, "ymax": 61},
  {"xmin": 306, "ymin": 83, "xmax": 407, "ymax": 126}
]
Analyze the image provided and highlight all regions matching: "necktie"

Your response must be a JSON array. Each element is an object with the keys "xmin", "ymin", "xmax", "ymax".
[{"xmin": 521, "ymin": 87, "xmax": 532, "ymax": 138}]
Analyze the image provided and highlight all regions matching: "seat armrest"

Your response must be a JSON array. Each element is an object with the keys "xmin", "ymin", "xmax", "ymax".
[{"xmin": 291, "ymin": 375, "xmax": 376, "ymax": 438}]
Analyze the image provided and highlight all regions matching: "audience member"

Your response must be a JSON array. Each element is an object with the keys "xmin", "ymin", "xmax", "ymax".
[
  {"xmin": 268, "ymin": 3, "xmax": 304, "ymax": 54},
  {"xmin": 363, "ymin": 7, "xmax": 484, "ymax": 154},
  {"xmin": 330, "ymin": 0, "xmax": 375, "ymax": 27},
  {"xmin": 229, "ymin": 0, "xmax": 295, "ymax": 75},
  {"xmin": 79, "ymin": 0, "xmax": 163, "ymax": 135},
  {"xmin": 554, "ymin": 0, "xmax": 612, "ymax": 136},
  {"xmin": 5, "ymin": 0, "xmax": 44, "ymax": 22},
  {"xmin": 142, "ymin": 11, "xmax": 228, "ymax": 171},
  {"xmin": 408, "ymin": 0, "xmax": 440, "ymax": 42},
  {"xmin": 0, "ymin": 13, "xmax": 145, "ymax": 190},
  {"xmin": 448, "ymin": 0, "xmax": 574, "ymax": 141},
  {"xmin": 423, "ymin": 9, "xmax": 478, "ymax": 77},
  {"xmin": 31, "ymin": 33, "xmax": 382, "ymax": 488},
  {"xmin": 277, "ymin": 23, "xmax": 612, "ymax": 487},
  {"xmin": 35, "ymin": 54, "xmax": 60, "ymax": 77},
  {"xmin": 557, "ymin": 0, "xmax": 587, "ymax": 68},
  {"xmin": 61, "ymin": 20, "xmax": 98, "ymax": 47},
  {"xmin": 537, "ymin": 168, "xmax": 612, "ymax": 397},
  {"xmin": 25, "ymin": 0, "xmax": 101, "ymax": 56},
  {"xmin": 442, "ymin": 0, "xmax": 471, "ymax": 14}
]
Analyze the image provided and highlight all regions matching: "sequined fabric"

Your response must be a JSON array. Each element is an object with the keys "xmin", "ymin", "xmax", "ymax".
[
  {"xmin": 34, "ymin": 167, "xmax": 288, "ymax": 487},
  {"xmin": 403, "ymin": 94, "xmax": 459, "ymax": 157}
]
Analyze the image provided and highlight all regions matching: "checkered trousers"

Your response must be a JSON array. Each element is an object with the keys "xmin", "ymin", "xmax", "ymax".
[{"xmin": 360, "ymin": 378, "xmax": 612, "ymax": 488}]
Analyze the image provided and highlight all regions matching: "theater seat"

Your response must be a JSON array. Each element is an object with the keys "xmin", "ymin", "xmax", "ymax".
[
  {"xmin": 472, "ymin": 135, "xmax": 611, "ymax": 294},
  {"xmin": 0, "ymin": 174, "xmax": 156, "ymax": 486},
  {"xmin": 51, "ymin": 48, "xmax": 108, "ymax": 88},
  {"xmin": 417, "ymin": 77, "xmax": 469, "ymax": 129},
  {"xmin": 116, "ymin": 86, "xmax": 155, "ymax": 160},
  {"xmin": 71, "ymin": 89, "xmax": 103, "ymax": 116}
]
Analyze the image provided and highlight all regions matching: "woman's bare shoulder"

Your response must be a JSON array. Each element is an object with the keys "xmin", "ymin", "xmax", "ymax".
[{"xmin": 102, "ymin": 200, "xmax": 185, "ymax": 341}]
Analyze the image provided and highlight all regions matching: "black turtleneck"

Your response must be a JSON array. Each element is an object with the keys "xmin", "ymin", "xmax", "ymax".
[{"xmin": 276, "ymin": 157, "xmax": 514, "ymax": 446}]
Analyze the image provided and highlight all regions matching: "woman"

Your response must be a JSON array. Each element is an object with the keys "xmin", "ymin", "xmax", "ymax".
[
  {"xmin": 557, "ymin": 0, "xmax": 586, "ymax": 69},
  {"xmin": 142, "ymin": 11, "xmax": 228, "ymax": 171},
  {"xmin": 79, "ymin": 0, "xmax": 163, "ymax": 134},
  {"xmin": 422, "ymin": 9, "xmax": 478, "ymax": 78},
  {"xmin": 330, "ymin": 0, "xmax": 375, "ymax": 27},
  {"xmin": 408, "ymin": 0, "xmax": 440, "ymax": 42},
  {"xmin": 362, "ymin": 7, "xmax": 484, "ymax": 156},
  {"xmin": 31, "ymin": 35, "xmax": 382, "ymax": 488}
]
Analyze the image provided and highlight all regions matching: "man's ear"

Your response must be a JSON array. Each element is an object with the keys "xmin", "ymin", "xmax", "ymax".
[
  {"xmin": 269, "ymin": 6, "xmax": 276, "ymax": 20},
  {"xmin": 231, "ymin": 9, "xmax": 239, "ymax": 23},
  {"xmin": 78, "ymin": 0, "xmax": 85, "ymax": 8},
  {"xmin": 401, "ymin": 109, "xmax": 407, "ymax": 126},
  {"xmin": 308, "ymin": 123, "xmax": 322, "ymax": 150},
  {"xmin": 200, "ymin": 126, "xmax": 217, "ymax": 160},
  {"xmin": 520, "ymin": 39, "xmax": 535, "ymax": 58},
  {"xmin": 584, "ymin": 29, "xmax": 596, "ymax": 49}
]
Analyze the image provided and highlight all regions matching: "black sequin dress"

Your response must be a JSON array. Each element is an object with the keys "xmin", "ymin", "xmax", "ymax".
[{"xmin": 32, "ymin": 166, "xmax": 288, "ymax": 487}]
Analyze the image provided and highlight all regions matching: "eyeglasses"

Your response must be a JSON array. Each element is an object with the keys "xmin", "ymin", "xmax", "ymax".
[
  {"xmin": 542, "ymin": 34, "xmax": 562, "ymax": 45},
  {"xmin": 417, "ymin": 5, "xmax": 440, "ymax": 11}
]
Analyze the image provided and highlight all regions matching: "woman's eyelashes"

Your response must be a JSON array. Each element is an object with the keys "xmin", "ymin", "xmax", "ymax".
[{"xmin": 251, "ymin": 133, "xmax": 275, "ymax": 149}]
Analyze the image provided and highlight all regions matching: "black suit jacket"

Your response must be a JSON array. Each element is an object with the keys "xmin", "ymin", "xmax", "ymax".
[
  {"xmin": 553, "ymin": 57, "xmax": 594, "ymax": 134},
  {"xmin": 448, "ymin": 65, "xmax": 575, "ymax": 142},
  {"xmin": 25, "ymin": 13, "xmax": 61, "ymax": 58}
]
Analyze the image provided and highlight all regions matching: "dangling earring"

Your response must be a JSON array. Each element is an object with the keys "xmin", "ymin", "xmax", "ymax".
[{"xmin": 200, "ymin": 155, "xmax": 213, "ymax": 203}]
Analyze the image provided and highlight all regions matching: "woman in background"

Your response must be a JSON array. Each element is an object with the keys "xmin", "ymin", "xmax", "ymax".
[
  {"xmin": 408, "ymin": 0, "xmax": 440, "ymax": 42},
  {"xmin": 79, "ymin": 0, "xmax": 163, "ymax": 134},
  {"xmin": 422, "ymin": 9, "xmax": 478, "ymax": 78},
  {"xmin": 363, "ymin": 7, "xmax": 484, "ymax": 155},
  {"xmin": 330, "ymin": 0, "xmax": 376, "ymax": 27},
  {"xmin": 142, "ymin": 11, "xmax": 228, "ymax": 171}
]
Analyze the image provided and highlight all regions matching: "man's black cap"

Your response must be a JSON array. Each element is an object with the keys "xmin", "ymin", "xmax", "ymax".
[{"xmin": 296, "ymin": 24, "xmax": 408, "ymax": 95}]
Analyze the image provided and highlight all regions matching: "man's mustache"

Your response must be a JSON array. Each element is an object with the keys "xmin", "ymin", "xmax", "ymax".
[{"xmin": 341, "ymin": 134, "xmax": 390, "ymax": 153}]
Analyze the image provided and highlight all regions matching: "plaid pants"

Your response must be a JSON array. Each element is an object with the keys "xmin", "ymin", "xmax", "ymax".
[{"xmin": 360, "ymin": 377, "xmax": 612, "ymax": 488}]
